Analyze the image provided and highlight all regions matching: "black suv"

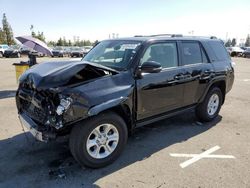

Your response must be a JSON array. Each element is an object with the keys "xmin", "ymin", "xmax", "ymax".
[{"xmin": 16, "ymin": 35, "xmax": 234, "ymax": 168}]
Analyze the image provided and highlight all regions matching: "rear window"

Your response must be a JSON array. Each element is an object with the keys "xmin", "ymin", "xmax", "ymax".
[{"xmin": 208, "ymin": 41, "xmax": 229, "ymax": 61}]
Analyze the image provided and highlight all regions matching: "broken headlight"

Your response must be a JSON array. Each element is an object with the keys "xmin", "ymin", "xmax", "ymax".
[{"xmin": 56, "ymin": 96, "xmax": 73, "ymax": 116}]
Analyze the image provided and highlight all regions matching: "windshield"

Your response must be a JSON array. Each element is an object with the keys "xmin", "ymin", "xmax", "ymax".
[{"xmin": 82, "ymin": 40, "xmax": 141, "ymax": 70}]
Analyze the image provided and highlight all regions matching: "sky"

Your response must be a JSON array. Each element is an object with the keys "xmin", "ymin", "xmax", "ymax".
[{"xmin": 0, "ymin": 0, "xmax": 250, "ymax": 43}]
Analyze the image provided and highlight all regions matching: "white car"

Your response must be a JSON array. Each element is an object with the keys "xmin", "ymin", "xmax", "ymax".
[
  {"xmin": 0, "ymin": 44, "xmax": 9, "ymax": 58},
  {"xmin": 226, "ymin": 47, "xmax": 244, "ymax": 57}
]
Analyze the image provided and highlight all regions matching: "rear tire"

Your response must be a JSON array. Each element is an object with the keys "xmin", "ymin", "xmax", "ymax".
[
  {"xmin": 196, "ymin": 87, "xmax": 223, "ymax": 122},
  {"xmin": 69, "ymin": 112, "xmax": 128, "ymax": 168}
]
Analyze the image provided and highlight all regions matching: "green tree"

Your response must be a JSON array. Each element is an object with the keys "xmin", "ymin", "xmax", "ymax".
[
  {"xmin": 245, "ymin": 34, "xmax": 250, "ymax": 47},
  {"xmin": 231, "ymin": 38, "xmax": 237, "ymax": 47},
  {"xmin": 83, "ymin": 40, "xmax": 92, "ymax": 46},
  {"xmin": 37, "ymin": 31, "xmax": 46, "ymax": 42},
  {"xmin": 48, "ymin": 40, "xmax": 56, "ymax": 47},
  {"xmin": 62, "ymin": 37, "xmax": 67, "ymax": 46},
  {"xmin": 2, "ymin": 13, "xmax": 15, "ymax": 45},
  {"xmin": 57, "ymin": 37, "xmax": 63, "ymax": 46},
  {"xmin": 68, "ymin": 40, "xmax": 72, "ymax": 46},
  {"xmin": 93, "ymin": 40, "xmax": 99, "ymax": 46},
  {"xmin": 30, "ymin": 25, "xmax": 46, "ymax": 42},
  {"xmin": 0, "ymin": 27, "xmax": 4, "ymax": 43},
  {"xmin": 225, "ymin": 39, "xmax": 232, "ymax": 47}
]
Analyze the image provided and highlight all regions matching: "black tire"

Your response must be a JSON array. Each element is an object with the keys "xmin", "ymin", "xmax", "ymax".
[
  {"xmin": 196, "ymin": 87, "xmax": 223, "ymax": 122},
  {"xmin": 69, "ymin": 111, "xmax": 128, "ymax": 168}
]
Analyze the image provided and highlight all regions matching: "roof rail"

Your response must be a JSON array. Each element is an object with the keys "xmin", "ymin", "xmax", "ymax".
[
  {"xmin": 182, "ymin": 35, "xmax": 217, "ymax": 39},
  {"xmin": 134, "ymin": 34, "xmax": 217, "ymax": 39},
  {"xmin": 149, "ymin": 34, "xmax": 183, "ymax": 37},
  {"xmin": 134, "ymin": 34, "xmax": 183, "ymax": 37}
]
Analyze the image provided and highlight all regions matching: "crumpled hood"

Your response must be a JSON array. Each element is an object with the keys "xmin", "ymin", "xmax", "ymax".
[{"xmin": 19, "ymin": 60, "xmax": 118, "ymax": 90}]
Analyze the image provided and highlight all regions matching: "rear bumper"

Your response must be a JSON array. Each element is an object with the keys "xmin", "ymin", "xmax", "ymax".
[{"xmin": 19, "ymin": 113, "xmax": 56, "ymax": 142}]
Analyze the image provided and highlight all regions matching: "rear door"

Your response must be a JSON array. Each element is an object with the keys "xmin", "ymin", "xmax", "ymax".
[
  {"xmin": 136, "ymin": 41, "xmax": 186, "ymax": 120},
  {"xmin": 179, "ymin": 41, "xmax": 214, "ymax": 106}
]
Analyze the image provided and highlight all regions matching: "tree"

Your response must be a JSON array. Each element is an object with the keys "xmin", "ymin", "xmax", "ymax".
[
  {"xmin": 62, "ymin": 37, "xmax": 67, "ymax": 46},
  {"xmin": 245, "ymin": 34, "xmax": 250, "ymax": 47},
  {"xmin": 68, "ymin": 40, "xmax": 72, "ymax": 46},
  {"xmin": 231, "ymin": 38, "xmax": 237, "ymax": 47},
  {"xmin": 30, "ymin": 25, "xmax": 46, "ymax": 42},
  {"xmin": 0, "ymin": 27, "xmax": 4, "ymax": 43},
  {"xmin": 2, "ymin": 13, "xmax": 15, "ymax": 45},
  {"xmin": 93, "ymin": 40, "xmax": 99, "ymax": 46},
  {"xmin": 225, "ymin": 39, "xmax": 232, "ymax": 47},
  {"xmin": 57, "ymin": 37, "xmax": 63, "ymax": 46},
  {"xmin": 48, "ymin": 41, "xmax": 56, "ymax": 47}
]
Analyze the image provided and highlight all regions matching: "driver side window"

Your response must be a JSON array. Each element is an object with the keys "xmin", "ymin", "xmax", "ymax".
[{"xmin": 141, "ymin": 42, "xmax": 178, "ymax": 68}]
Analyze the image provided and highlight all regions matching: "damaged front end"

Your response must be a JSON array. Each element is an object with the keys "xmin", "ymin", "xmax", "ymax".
[
  {"xmin": 16, "ymin": 84, "xmax": 76, "ymax": 141},
  {"xmin": 16, "ymin": 61, "xmax": 119, "ymax": 142}
]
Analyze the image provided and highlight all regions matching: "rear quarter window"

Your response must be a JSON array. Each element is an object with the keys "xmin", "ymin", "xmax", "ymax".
[{"xmin": 208, "ymin": 41, "xmax": 230, "ymax": 61}]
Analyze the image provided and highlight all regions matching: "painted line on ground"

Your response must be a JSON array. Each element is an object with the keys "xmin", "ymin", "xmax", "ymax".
[{"xmin": 170, "ymin": 145, "xmax": 236, "ymax": 168}]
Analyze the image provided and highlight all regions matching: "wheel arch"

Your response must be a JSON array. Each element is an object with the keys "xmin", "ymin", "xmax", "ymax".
[
  {"xmin": 200, "ymin": 79, "xmax": 226, "ymax": 104},
  {"xmin": 87, "ymin": 98, "xmax": 133, "ymax": 133}
]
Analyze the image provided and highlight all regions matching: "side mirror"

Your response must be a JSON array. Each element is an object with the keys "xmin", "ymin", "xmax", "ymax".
[{"xmin": 140, "ymin": 61, "xmax": 162, "ymax": 73}]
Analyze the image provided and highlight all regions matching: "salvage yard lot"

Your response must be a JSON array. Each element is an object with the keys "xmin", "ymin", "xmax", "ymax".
[{"xmin": 0, "ymin": 57, "xmax": 249, "ymax": 188}]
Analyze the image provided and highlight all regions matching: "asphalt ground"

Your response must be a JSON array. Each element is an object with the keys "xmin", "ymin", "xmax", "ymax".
[{"xmin": 0, "ymin": 57, "xmax": 249, "ymax": 188}]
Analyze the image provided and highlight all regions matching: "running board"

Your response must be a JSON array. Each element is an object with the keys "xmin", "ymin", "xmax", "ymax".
[{"xmin": 136, "ymin": 105, "xmax": 196, "ymax": 128}]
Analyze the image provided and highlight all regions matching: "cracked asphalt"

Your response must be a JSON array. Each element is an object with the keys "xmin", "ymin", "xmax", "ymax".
[{"xmin": 0, "ymin": 57, "xmax": 249, "ymax": 188}]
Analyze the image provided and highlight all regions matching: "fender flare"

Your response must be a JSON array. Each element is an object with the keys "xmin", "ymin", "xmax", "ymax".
[
  {"xmin": 87, "ymin": 97, "xmax": 129, "ymax": 116},
  {"xmin": 198, "ymin": 76, "xmax": 226, "ymax": 103}
]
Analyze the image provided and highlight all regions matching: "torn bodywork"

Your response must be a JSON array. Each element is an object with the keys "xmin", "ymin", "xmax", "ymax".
[{"xmin": 16, "ymin": 61, "xmax": 134, "ymax": 141}]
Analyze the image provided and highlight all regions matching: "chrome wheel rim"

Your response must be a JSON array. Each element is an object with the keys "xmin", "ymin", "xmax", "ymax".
[
  {"xmin": 207, "ymin": 93, "xmax": 219, "ymax": 116},
  {"xmin": 86, "ymin": 123, "xmax": 119, "ymax": 159}
]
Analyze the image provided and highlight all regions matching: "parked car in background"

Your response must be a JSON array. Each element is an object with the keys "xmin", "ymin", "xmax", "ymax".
[
  {"xmin": 70, "ymin": 47, "xmax": 85, "ymax": 57},
  {"xmin": 20, "ymin": 46, "xmax": 32, "ymax": 56},
  {"xmin": 64, "ymin": 47, "xmax": 72, "ymax": 57},
  {"xmin": 20, "ymin": 46, "xmax": 45, "ymax": 57},
  {"xmin": 0, "ymin": 44, "xmax": 9, "ymax": 58},
  {"xmin": 83, "ymin": 46, "xmax": 93, "ymax": 55},
  {"xmin": 4, "ymin": 45, "xmax": 21, "ymax": 58},
  {"xmin": 243, "ymin": 47, "xmax": 250, "ymax": 58},
  {"xmin": 226, "ymin": 47, "xmax": 244, "ymax": 57},
  {"xmin": 51, "ymin": 47, "xmax": 66, "ymax": 57}
]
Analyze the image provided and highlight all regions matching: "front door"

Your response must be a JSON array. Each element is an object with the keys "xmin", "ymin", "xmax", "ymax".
[{"xmin": 136, "ymin": 41, "xmax": 186, "ymax": 120}]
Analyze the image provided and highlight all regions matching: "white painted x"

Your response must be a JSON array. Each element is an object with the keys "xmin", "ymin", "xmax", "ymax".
[{"xmin": 170, "ymin": 145, "xmax": 235, "ymax": 168}]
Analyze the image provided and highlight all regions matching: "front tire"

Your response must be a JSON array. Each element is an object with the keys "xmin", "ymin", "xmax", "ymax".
[
  {"xmin": 69, "ymin": 112, "xmax": 128, "ymax": 168},
  {"xmin": 196, "ymin": 87, "xmax": 223, "ymax": 122}
]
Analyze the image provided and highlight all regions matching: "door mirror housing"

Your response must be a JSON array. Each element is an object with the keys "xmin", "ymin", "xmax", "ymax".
[{"xmin": 140, "ymin": 61, "xmax": 162, "ymax": 73}]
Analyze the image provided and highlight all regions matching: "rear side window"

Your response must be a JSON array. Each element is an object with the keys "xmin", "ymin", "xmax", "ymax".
[
  {"xmin": 181, "ymin": 42, "xmax": 205, "ymax": 65},
  {"xmin": 208, "ymin": 41, "xmax": 229, "ymax": 61}
]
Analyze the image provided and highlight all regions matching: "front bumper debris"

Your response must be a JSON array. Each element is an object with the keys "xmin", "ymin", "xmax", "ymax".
[{"xmin": 19, "ymin": 113, "xmax": 55, "ymax": 142}]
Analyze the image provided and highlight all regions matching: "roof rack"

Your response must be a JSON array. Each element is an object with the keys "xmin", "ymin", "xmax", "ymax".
[
  {"xmin": 134, "ymin": 34, "xmax": 217, "ymax": 39},
  {"xmin": 134, "ymin": 34, "xmax": 183, "ymax": 37},
  {"xmin": 182, "ymin": 35, "xmax": 217, "ymax": 39}
]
